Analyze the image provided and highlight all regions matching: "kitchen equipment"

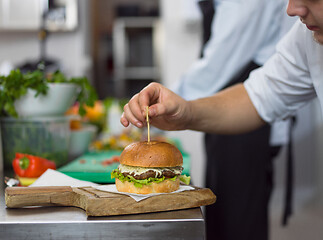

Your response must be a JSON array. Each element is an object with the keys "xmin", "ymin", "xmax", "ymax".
[
  {"xmin": 59, "ymin": 150, "xmax": 121, "ymax": 183},
  {"xmin": 0, "ymin": 116, "xmax": 71, "ymax": 169},
  {"xmin": 68, "ymin": 124, "xmax": 98, "ymax": 158},
  {"xmin": 5, "ymin": 186, "xmax": 216, "ymax": 216}
]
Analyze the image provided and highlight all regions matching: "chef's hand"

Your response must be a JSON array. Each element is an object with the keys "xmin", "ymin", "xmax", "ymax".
[{"xmin": 120, "ymin": 83, "xmax": 191, "ymax": 131}]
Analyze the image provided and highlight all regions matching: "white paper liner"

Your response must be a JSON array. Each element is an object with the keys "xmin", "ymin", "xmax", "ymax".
[
  {"xmin": 93, "ymin": 184, "xmax": 195, "ymax": 202},
  {"xmin": 30, "ymin": 169, "xmax": 99, "ymax": 187}
]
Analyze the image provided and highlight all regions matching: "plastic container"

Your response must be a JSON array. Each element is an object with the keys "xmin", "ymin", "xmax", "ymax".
[
  {"xmin": 0, "ymin": 116, "xmax": 71, "ymax": 170},
  {"xmin": 69, "ymin": 124, "xmax": 98, "ymax": 158},
  {"xmin": 105, "ymin": 100, "xmax": 124, "ymax": 135}
]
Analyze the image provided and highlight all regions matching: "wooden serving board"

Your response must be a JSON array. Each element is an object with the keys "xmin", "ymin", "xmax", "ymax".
[{"xmin": 5, "ymin": 186, "xmax": 216, "ymax": 216}]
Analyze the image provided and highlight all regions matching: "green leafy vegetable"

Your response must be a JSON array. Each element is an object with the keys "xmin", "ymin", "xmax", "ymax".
[
  {"xmin": 0, "ymin": 69, "xmax": 97, "ymax": 117},
  {"xmin": 48, "ymin": 71, "xmax": 97, "ymax": 116},
  {"xmin": 1, "ymin": 119, "xmax": 70, "ymax": 169},
  {"xmin": 111, "ymin": 169, "xmax": 178, "ymax": 188},
  {"xmin": 0, "ymin": 69, "xmax": 48, "ymax": 117},
  {"xmin": 179, "ymin": 174, "xmax": 191, "ymax": 185}
]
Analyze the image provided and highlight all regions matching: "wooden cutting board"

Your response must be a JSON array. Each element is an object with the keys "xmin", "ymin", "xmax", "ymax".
[{"xmin": 5, "ymin": 186, "xmax": 216, "ymax": 216}]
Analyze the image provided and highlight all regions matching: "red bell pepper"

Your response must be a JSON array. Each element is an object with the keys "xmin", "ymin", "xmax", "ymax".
[{"xmin": 12, "ymin": 153, "xmax": 56, "ymax": 178}]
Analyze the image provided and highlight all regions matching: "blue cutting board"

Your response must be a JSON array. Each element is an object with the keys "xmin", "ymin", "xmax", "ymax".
[{"xmin": 59, "ymin": 150, "xmax": 191, "ymax": 183}]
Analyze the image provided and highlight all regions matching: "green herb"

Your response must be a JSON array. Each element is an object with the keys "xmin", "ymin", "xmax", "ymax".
[
  {"xmin": 0, "ymin": 69, "xmax": 48, "ymax": 117},
  {"xmin": 48, "ymin": 71, "xmax": 98, "ymax": 116},
  {"xmin": 0, "ymin": 69, "xmax": 98, "ymax": 117},
  {"xmin": 179, "ymin": 174, "xmax": 191, "ymax": 185},
  {"xmin": 1, "ymin": 119, "xmax": 70, "ymax": 169},
  {"xmin": 70, "ymin": 76, "xmax": 97, "ymax": 116}
]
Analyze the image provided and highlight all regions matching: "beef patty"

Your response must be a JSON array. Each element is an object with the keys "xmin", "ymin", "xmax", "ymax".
[{"xmin": 122, "ymin": 166, "xmax": 183, "ymax": 180}]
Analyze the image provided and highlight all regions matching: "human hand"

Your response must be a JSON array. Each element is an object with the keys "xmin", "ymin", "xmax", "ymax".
[{"xmin": 120, "ymin": 82, "xmax": 191, "ymax": 131}]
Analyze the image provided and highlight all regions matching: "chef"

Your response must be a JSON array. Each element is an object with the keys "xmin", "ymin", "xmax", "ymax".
[
  {"xmin": 172, "ymin": 1, "xmax": 296, "ymax": 239},
  {"xmin": 120, "ymin": 0, "xmax": 323, "ymax": 226}
]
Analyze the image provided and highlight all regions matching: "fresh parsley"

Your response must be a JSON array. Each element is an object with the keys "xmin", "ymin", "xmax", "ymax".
[{"xmin": 0, "ymin": 69, "xmax": 97, "ymax": 117}]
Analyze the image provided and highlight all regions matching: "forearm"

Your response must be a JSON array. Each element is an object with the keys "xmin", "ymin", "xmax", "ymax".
[{"xmin": 186, "ymin": 83, "xmax": 266, "ymax": 134}]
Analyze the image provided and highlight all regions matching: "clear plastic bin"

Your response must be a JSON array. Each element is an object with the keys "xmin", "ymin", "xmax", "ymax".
[{"xmin": 0, "ymin": 117, "xmax": 71, "ymax": 170}]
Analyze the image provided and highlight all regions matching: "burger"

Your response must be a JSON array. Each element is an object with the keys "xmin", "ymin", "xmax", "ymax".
[{"xmin": 111, "ymin": 141, "xmax": 190, "ymax": 194}]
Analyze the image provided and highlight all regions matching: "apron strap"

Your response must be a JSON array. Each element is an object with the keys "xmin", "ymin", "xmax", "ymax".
[{"xmin": 282, "ymin": 116, "xmax": 297, "ymax": 225}]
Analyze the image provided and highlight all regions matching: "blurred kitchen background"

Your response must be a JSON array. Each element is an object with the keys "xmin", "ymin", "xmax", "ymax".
[{"xmin": 0, "ymin": 0, "xmax": 323, "ymax": 239}]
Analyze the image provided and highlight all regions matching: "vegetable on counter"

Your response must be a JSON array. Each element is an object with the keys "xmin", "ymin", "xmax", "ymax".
[
  {"xmin": 12, "ymin": 153, "xmax": 56, "ymax": 178},
  {"xmin": 101, "ymin": 156, "xmax": 120, "ymax": 166},
  {"xmin": 0, "ymin": 69, "xmax": 97, "ymax": 117}
]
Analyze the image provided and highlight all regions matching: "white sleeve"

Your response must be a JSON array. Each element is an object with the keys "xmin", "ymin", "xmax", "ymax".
[
  {"xmin": 244, "ymin": 21, "xmax": 316, "ymax": 123},
  {"xmin": 172, "ymin": 0, "xmax": 286, "ymax": 100}
]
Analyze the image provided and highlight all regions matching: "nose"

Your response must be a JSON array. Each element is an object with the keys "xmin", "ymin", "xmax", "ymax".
[{"xmin": 286, "ymin": 0, "xmax": 308, "ymax": 18}]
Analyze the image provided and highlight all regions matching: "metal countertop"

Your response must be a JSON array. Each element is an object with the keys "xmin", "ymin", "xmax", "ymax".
[{"xmin": 0, "ymin": 172, "xmax": 206, "ymax": 240}]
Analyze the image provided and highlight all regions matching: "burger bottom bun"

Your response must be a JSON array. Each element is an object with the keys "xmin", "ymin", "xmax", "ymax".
[{"xmin": 115, "ymin": 178, "xmax": 180, "ymax": 194}]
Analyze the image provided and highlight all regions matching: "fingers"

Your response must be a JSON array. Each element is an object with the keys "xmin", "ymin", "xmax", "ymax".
[
  {"xmin": 122, "ymin": 94, "xmax": 145, "ymax": 128},
  {"xmin": 122, "ymin": 104, "xmax": 143, "ymax": 128},
  {"xmin": 120, "ymin": 112, "xmax": 129, "ymax": 127},
  {"xmin": 138, "ymin": 83, "xmax": 164, "ymax": 117},
  {"xmin": 121, "ymin": 82, "xmax": 169, "ymax": 128}
]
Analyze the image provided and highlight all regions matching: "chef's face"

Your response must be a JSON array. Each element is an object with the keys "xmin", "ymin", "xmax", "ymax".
[{"xmin": 287, "ymin": 0, "xmax": 323, "ymax": 44}]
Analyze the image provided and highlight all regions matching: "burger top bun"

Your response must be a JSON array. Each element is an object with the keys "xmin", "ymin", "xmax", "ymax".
[{"xmin": 120, "ymin": 141, "xmax": 183, "ymax": 167}]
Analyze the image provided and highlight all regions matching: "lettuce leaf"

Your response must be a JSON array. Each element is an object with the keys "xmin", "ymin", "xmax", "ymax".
[
  {"xmin": 111, "ymin": 169, "xmax": 180, "ymax": 188},
  {"xmin": 179, "ymin": 174, "xmax": 191, "ymax": 185}
]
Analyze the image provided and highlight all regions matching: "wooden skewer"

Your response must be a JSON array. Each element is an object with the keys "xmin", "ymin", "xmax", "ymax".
[{"xmin": 146, "ymin": 106, "xmax": 150, "ymax": 142}]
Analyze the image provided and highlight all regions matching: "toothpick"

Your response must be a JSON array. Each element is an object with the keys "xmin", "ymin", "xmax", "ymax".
[{"xmin": 146, "ymin": 106, "xmax": 150, "ymax": 142}]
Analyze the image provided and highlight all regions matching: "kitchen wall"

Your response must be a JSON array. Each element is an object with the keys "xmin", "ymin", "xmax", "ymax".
[{"xmin": 0, "ymin": 0, "xmax": 91, "ymax": 79}]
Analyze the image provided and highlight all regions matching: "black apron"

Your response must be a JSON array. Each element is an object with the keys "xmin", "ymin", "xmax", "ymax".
[{"xmin": 204, "ymin": 63, "xmax": 273, "ymax": 240}]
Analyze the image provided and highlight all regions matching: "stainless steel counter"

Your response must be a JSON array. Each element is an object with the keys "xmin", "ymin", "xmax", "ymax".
[{"xmin": 0, "ymin": 173, "xmax": 206, "ymax": 240}]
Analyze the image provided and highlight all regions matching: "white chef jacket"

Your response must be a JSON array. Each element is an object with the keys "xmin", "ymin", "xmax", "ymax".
[
  {"xmin": 172, "ymin": 0, "xmax": 295, "ymax": 145},
  {"xmin": 245, "ymin": 20, "xmax": 323, "ymax": 123}
]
